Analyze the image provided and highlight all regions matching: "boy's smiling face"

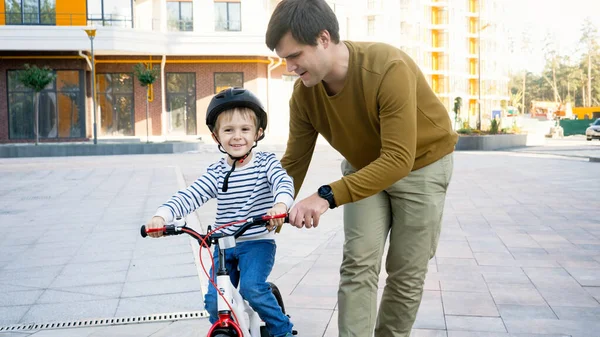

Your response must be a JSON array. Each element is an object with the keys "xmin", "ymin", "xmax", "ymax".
[{"xmin": 213, "ymin": 108, "xmax": 263, "ymax": 163}]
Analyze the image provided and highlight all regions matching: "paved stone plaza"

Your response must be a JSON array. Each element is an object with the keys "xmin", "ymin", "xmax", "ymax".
[{"xmin": 0, "ymin": 141, "xmax": 599, "ymax": 337}]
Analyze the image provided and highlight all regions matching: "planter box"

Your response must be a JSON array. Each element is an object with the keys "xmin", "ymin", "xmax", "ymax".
[{"xmin": 455, "ymin": 134, "xmax": 528, "ymax": 151}]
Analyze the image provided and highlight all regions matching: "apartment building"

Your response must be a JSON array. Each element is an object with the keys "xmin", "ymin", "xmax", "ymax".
[
  {"xmin": 0, "ymin": 0, "xmax": 294, "ymax": 143},
  {"xmin": 340, "ymin": 0, "xmax": 510, "ymax": 128},
  {"xmin": 0, "ymin": 0, "xmax": 510, "ymax": 144}
]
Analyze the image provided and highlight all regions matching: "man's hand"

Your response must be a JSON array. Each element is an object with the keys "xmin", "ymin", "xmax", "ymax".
[
  {"xmin": 266, "ymin": 203, "xmax": 288, "ymax": 231},
  {"xmin": 145, "ymin": 216, "xmax": 166, "ymax": 238},
  {"xmin": 289, "ymin": 193, "xmax": 329, "ymax": 229}
]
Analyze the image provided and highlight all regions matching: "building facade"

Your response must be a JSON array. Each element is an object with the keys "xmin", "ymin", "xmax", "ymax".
[
  {"xmin": 339, "ymin": 0, "xmax": 510, "ymax": 129},
  {"xmin": 0, "ymin": 0, "xmax": 294, "ymax": 143},
  {"xmin": 0, "ymin": 0, "xmax": 509, "ymax": 144}
]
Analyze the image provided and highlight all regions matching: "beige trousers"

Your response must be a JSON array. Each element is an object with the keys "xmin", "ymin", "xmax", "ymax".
[{"xmin": 338, "ymin": 153, "xmax": 454, "ymax": 337}]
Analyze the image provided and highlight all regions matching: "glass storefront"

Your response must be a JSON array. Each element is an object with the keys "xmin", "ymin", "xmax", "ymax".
[
  {"xmin": 166, "ymin": 73, "xmax": 196, "ymax": 135},
  {"xmin": 7, "ymin": 70, "xmax": 84, "ymax": 139},
  {"xmin": 96, "ymin": 73, "xmax": 135, "ymax": 136}
]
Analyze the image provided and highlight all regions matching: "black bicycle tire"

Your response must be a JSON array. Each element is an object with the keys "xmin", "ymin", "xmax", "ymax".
[{"xmin": 268, "ymin": 282, "xmax": 286, "ymax": 315}]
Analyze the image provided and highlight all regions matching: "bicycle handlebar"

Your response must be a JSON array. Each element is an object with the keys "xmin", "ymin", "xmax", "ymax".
[{"xmin": 140, "ymin": 213, "xmax": 289, "ymax": 245}]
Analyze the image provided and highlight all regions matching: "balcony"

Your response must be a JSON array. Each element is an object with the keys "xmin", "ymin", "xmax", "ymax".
[{"xmin": 0, "ymin": 25, "xmax": 272, "ymax": 56}]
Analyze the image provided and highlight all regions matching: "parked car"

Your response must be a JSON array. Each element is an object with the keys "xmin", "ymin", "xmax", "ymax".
[{"xmin": 586, "ymin": 118, "xmax": 600, "ymax": 141}]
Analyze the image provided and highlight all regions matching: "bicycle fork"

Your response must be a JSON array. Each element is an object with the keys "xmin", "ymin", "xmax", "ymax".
[{"xmin": 214, "ymin": 237, "xmax": 263, "ymax": 337}]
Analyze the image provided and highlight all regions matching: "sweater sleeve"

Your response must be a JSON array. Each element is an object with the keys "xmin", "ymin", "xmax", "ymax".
[
  {"xmin": 329, "ymin": 60, "xmax": 417, "ymax": 206},
  {"xmin": 280, "ymin": 96, "xmax": 319, "ymax": 197},
  {"xmin": 264, "ymin": 153, "xmax": 295, "ymax": 210},
  {"xmin": 154, "ymin": 166, "xmax": 219, "ymax": 223}
]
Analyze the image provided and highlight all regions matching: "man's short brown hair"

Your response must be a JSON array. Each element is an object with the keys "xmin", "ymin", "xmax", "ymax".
[{"xmin": 265, "ymin": 0, "xmax": 340, "ymax": 51}]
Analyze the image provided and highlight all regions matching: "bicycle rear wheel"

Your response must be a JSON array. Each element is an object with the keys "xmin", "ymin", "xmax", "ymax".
[{"xmin": 268, "ymin": 282, "xmax": 286, "ymax": 315}]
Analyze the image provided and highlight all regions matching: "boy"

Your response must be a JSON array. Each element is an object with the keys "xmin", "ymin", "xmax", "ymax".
[{"xmin": 145, "ymin": 87, "xmax": 295, "ymax": 337}]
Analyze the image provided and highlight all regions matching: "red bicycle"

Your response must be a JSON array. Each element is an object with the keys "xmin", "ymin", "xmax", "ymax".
[{"xmin": 141, "ymin": 214, "xmax": 296, "ymax": 337}]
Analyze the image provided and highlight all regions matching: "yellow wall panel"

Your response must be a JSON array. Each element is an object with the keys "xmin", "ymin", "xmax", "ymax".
[
  {"xmin": 0, "ymin": 1, "xmax": 5, "ymax": 25},
  {"xmin": 56, "ymin": 0, "xmax": 87, "ymax": 26}
]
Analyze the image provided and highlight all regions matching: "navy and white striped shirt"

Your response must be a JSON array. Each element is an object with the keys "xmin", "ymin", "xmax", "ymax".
[{"xmin": 155, "ymin": 151, "xmax": 295, "ymax": 241}]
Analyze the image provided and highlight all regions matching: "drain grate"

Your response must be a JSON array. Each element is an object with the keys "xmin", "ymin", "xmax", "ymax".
[
  {"xmin": 20, "ymin": 196, "xmax": 53, "ymax": 201},
  {"xmin": 0, "ymin": 311, "xmax": 208, "ymax": 332}
]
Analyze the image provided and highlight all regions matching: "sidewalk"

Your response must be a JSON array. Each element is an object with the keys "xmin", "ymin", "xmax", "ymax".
[
  {"xmin": 1, "ymin": 144, "xmax": 599, "ymax": 337},
  {"xmin": 508, "ymin": 136, "xmax": 600, "ymax": 162}
]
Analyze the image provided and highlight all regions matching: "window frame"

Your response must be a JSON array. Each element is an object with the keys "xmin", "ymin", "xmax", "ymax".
[
  {"xmin": 86, "ymin": 0, "xmax": 134, "ymax": 28},
  {"xmin": 95, "ymin": 72, "xmax": 136, "ymax": 136},
  {"xmin": 166, "ymin": 1, "xmax": 194, "ymax": 31},
  {"xmin": 214, "ymin": 1, "xmax": 241, "ymax": 32},
  {"xmin": 213, "ymin": 72, "xmax": 244, "ymax": 94},
  {"xmin": 6, "ymin": 69, "xmax": 85, "ymax": 139},
  {"xmin": 4, "ymin": 0, "xmax": 57, "ymax": 25},
  {"xmin": 165, "ymin": 72, "xmax": 197, "ymax": 135}
]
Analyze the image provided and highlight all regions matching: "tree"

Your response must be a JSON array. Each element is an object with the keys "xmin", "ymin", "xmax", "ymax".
[
  {"xmin": 542, "ymin": 32, "xmax": 561, "ymax": 103},
  {"xmin": 579, "ymin": 18, "xmax": 599, "ymax": 107},
  {"xmin": 452, "ymin": 97, "xmax": 462, "ymax": 129},
  {"xmin": 133, "ymin": 63, "xmax": 159, "ymax": 143},
  {"xmin": 520, "ymin": 28, "xmax": 533, "ymax": 115},
  {"xmin": 17, "ymin": 64, "xmax": 57, "ymax": 145}
]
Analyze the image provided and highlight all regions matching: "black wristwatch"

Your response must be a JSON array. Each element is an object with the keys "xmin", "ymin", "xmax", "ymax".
[{"xmin": 318, "ymin": 185, "xmax": 337, "ymax": 209}]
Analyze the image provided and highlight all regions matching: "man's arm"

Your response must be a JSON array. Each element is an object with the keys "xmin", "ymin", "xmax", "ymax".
[
  {"xmin": 329, "ymin": 60, "xmax": 417, "ymax": 206},
  {"xmin": 280, "ymin": 97, "xmax": 319, "ymax": 197}
]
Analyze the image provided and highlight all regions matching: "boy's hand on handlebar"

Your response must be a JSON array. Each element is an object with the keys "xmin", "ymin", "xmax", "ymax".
[
  {"xmin": 146, "ymin": 216, "xmax": 166, "ymax": 238},
  {"xmin": 266, "ymin": 203, "xmax": 287, "ymax": 231},
  {"xmin": 289, "ymin": 193, "xmax": 329, "ymax": 229}
]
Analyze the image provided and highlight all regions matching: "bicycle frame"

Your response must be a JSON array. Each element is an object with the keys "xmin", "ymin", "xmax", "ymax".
[{"xmin": 141, "ymin": 213, "xmax": 288, "ymax": 337}]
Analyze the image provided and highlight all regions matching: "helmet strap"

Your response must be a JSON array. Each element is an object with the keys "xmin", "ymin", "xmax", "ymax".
[{"xmin": 213, "ymin": 133, "xmax": 259, "ymax": 192}]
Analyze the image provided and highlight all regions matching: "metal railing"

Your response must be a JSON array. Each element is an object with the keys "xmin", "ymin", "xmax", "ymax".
[
  {"xmin": 167, "ymin": 19, "xmax": 193, "ymax": 32},
  {"xmin": 1, "ymin": 11, "xmax": 56, "ymax": 25}
]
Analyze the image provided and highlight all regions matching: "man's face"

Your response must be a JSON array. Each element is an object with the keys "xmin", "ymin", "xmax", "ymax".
[{"xmin": 275, "ymin": 32, "xmax": 329, "ymax": 88}]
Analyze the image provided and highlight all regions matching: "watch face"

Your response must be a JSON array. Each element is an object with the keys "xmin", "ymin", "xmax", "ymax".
[{"xmin": 319, "ymin": 185, "xmax": 332, "ymax": 195}]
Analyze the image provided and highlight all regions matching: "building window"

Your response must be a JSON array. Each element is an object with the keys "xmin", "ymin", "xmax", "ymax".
[
  {"xmin": 7, "ymin": 70, "xmax": 84, "ymax": 139},
  {"xmin": 166, "ymin": 73, "xmax": 196, "ymax": 135},
  {"xmin": 214, "ymin": 72, "xmax": 243, "ymax": 94},
  {"xmin": 214, "ymin": 1, "xmax": 241, "ymax": 31},
  {"xmin": 367, "ymin": 0, "xmax": 376, "ymax": 10},
  {"xmin": 87, "ymin": 0, "xmax": 133, "ymax": 27},
  {"xmin": 167, "ymin": 1, "xmax": 193, "ymax": 31},
  {"xmin": 96, "ymin": 73, "xmax": 135, "ymax": 136},
  {"xmin": 367, "ymin": 16, "xmax": 375, "ymax": 36},
  {"xmin": 4, "ymin": 0, "xmax": 56, "ymax": 25}
]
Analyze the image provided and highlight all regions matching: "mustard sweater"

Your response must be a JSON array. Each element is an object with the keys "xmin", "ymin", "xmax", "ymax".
[{"xmin": 280, "ymin": 41, "xmax": 458, "ymax": 206}]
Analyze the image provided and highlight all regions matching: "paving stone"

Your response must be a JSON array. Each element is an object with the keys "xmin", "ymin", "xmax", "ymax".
[
  {"xmin": 551, "ymin": 306, "xmax": 600, "ymax": 321},
  {"xmin": 445, "ymin": 316, "xmax": 506, "ymax": 333},
  {"xmin": 496, "ymin": 304, "xmax": 557, "ymax": 320},
  {"xmin": 504, "ymin": 318, "xmax": 600, "ymax": 336},
  {"xmin": 479, "ymin": 266, "xmax": 531, "ymax": 284},
  {"xmin": 442, "ymin": 291, "xmax": 499, "ymax": 316},
  {"xmin": 487, "ymin": 283, "xmax": 547, "ymax": 306},
  {"xmin": 413, "ymin": 291, "xmax": 445, "ymax": 330}
]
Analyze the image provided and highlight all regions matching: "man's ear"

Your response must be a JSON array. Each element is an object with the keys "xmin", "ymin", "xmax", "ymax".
[
  {"xmin": 211, "ymin": 133, "xmax": 219, "ymax": 144},
  {"xmin": 256, "ymin": 128, "xmax": 264, "ymax": 140},
  {"xmin": 318, "ymin": 30, "xmax": 331, "ymax": 48}
]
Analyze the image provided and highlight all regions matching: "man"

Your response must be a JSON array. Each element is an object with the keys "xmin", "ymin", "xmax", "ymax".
[{"xmin": 266, "ymin": 0, "xmax": 458, "ymax": 336}]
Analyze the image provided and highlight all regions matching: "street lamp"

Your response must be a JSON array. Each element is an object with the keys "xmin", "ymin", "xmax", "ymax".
[{"xmin": 84, "ymin": 28, "xmax": 98, "ymax": 145}]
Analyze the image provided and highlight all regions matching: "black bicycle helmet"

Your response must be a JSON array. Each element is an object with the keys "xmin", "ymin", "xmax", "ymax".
[{"xmin": 206, "ymin": 87, "xmax": 268, "ymax": 140}]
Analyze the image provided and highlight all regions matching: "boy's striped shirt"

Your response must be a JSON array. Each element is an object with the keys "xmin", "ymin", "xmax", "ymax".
[{"xmin": 155, "ymin": 151, "xmax": 294, "ymax": 240}]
